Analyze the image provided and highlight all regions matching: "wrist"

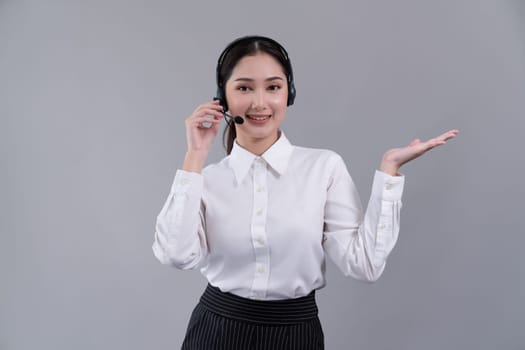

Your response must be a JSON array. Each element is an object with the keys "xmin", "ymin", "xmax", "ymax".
[
  {"xmin": 379, "ymin": 160, "xmax": 400, "ymax": 176},
  {"xmin": 183, "ymin": 150, "xmax": 208, "ymax": 173}
]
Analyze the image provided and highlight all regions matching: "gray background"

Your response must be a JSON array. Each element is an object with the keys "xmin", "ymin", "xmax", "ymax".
[{"xmin": 1, "ymin": 0, "xmax": 524, "ymax": 349}]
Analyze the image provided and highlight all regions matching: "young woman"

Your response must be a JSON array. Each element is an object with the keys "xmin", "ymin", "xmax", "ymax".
[{"xmin": 153, "ymin": 36, "xmax": 458, "ymax": 350}]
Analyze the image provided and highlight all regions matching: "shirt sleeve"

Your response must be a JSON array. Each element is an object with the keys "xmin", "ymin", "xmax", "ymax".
[
  {"xmin": 152, "ymin": 170, "xmax": 208, "ymax": 270},
  {"xmin": 322, "ymin": 154, "xmax": 404, "ymax": 282}
]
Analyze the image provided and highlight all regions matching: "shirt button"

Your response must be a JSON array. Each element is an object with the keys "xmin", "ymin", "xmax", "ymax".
[
  {"xmin": 378, "ymin": 223, "xmax": 386, "ymax": 230},
  {"xmin": 385, "ymin": 183, "xmax": 393, "ymax": 190},
  {"xmin": 257, "ymin": 265, "xmax": 266, "ymax": 274},
  {"xmin": 180, "ymin": 178, "xmax": 190, "ymax": 185},
  {"xmin": 257, "ymin": 186, "xmax": 265, "ymax": 192},
  {"xmin": 256, "ymin": 237, "xmax": 265, "ymax": 245},
  {"xmin": 256, "ymin": 209, "xmax": 263, "ymax": 216}
]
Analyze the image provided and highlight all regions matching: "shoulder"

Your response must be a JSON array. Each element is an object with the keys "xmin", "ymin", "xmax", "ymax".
[
  {"xmin": 288, "ymin": 145, "xmax": 349, "ymax": 182},
  {"xmin": 201, "ymin": 155, "xmax": 231, "ymax": 177},
  {"xmin": 292, "ymin": 145, "xmax": 345, "ymax": 168}
]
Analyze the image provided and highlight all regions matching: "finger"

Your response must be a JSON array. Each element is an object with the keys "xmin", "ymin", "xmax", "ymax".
[
  {"xmin": 199, "ymin": 105, "xmax": 226, "ymax": 115},
  {"xmin": 193, "ymin": 102, "xmax": 225, "ymax": 116},
  {"xmin": 192, "ymin": 116, "xmax": 222, "ymax": 125},
  {"xmin": 203, "ymin": 102, "xmax": 225, "ymax": 111},
  {"xmin": 415, "ymin": 138, "xmax": 442, "ymax": 153},
  {"xmin": 193, "ymin": 108, "xmax": 225, "ymax": 120},
  {"xmin": 425, "ymin": 129, "xmax": 458, "ymax": 146},
  {"xmin": 188, "ymin": 116, "xmax": 222, "ymax": 128},
  {"xmin": 425, "ymin": 138, "xmax": 446, "ymax": 149},
  {"xmin": 435, "ymin": 129, "xmax": 459, "ymax": 142},
  {"xmin": 197, "ymin": 120, "xmax": 220, "ymax": 129},
  {"xmin": 408, "ymin": 138, "xmax": 420, "ymax": 147},
  {"xmin": 442, "ymin": 129, "xmax": 459, "ymax": 141},
  {"xmin": 211, "ymin": 99, "xmax": 225, "ymax": 112}
]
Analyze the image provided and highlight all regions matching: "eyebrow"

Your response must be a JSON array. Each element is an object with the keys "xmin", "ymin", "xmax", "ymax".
[{"xmin": 233, "ymin": 76, "xmax": 284, "ymax": 82}]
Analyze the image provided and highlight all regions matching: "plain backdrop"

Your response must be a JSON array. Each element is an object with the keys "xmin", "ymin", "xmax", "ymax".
[{"xmin": 1, "ymin": 1, "xmax": 524, "ymax": 349}]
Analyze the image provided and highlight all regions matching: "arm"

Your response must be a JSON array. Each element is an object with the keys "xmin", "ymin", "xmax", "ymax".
[
  {"xmin": 323, "ymin": 129, "xmax": 459, "ymax": 281},
  {"xmin": 151, "ymin": 100, "xmax": 224, "ymax": 269},
  {"xmin": 322, "ymin": 155, "xmax": 404, "ymax": 282},
  {"xmin": 152, "ymin": 170, "xmax": 207, "ymax": 269}
]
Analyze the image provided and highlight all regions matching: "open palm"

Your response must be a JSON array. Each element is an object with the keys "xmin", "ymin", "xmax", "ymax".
[{"xmin": 381, "ymin": 129, "xmax": 459, "ymax": 174}]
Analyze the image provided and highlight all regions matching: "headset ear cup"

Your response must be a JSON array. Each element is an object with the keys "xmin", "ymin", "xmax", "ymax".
[
  {"xmin": 287, "ymin": 81, "xmax": 296, "ymax": 106},
  {"xmin": 215, "ymin": 88, "xmax": 228, "ymax": 111}
]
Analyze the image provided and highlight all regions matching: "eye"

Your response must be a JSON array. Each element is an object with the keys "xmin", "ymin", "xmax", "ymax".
[
  {"xmin": 267, "ymin": 85, "xmax": 282, "ymax": 91},
  {"xmin": 237, "ymin": 85, "xmax": 252, "ymax": 92}
]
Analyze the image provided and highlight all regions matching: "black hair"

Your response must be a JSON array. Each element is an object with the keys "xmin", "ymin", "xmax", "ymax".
[{"xmin": 216, "ymin": 36, "xmax": 295, "ymax": 154}]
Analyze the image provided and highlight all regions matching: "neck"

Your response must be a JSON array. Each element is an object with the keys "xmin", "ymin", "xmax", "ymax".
[{"xmin": 236, "ymin": 130, "xmax": 281, "ymax": 156}]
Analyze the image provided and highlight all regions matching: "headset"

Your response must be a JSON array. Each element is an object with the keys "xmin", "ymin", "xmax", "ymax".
[{"xmin": 215, "ymin": 35, "xmax": 296, "ymax": 113}]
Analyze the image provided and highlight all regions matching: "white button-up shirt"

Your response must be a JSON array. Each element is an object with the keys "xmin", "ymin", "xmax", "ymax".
[{"xmin": 153, "ymin": 132, "xmax": 404, "ymax": 300}]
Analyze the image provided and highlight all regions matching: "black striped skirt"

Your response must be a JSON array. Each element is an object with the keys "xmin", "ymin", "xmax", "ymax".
[{"xmin": 181, "ymin": 283, "xmax": 324, "ymax": 350}]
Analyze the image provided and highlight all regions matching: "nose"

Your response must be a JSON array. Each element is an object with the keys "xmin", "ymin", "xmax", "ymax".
[{"xmin": 251, "ymin": 89, "xmax": 265, "ymax": 110}]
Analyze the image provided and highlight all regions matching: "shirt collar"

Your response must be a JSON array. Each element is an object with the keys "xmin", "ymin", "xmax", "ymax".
[{"xmin": 229, "ymin": 131, "xmax": 294, "ymax": 184}]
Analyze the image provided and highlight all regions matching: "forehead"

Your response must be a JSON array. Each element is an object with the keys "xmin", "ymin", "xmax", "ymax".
[{"xmin": 229, "ymin": 52, "xmax": 286, "ymax": 79}]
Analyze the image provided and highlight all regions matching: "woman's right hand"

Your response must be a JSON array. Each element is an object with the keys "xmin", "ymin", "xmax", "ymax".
[
  {"xmin": 185, "ymin": 99, "xmax": 225, "ymax": 153},
  {"xmin": 183, "ymin": 100, "xmax": 225, "ymax": 173}
]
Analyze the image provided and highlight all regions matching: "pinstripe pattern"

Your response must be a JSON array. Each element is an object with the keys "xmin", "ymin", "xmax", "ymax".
[{"xmin": 181, "ymin": 284, "xmax": 324, "ymax": 350}]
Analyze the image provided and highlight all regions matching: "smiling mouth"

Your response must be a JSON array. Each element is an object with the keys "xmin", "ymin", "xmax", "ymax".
[{"xmin": 246, "ymin": 115, "xmax": 271, "ymax": 121}]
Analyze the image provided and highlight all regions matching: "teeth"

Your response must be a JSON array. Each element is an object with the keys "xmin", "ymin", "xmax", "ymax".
[{"xmin": 249, "ymin": 115, "xmax": 269, "ymax": 120}]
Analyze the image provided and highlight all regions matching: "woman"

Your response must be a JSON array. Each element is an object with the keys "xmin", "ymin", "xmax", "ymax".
[{"xmin": 152, "ymin": 35, "xmax": 458, "ymax": 350}]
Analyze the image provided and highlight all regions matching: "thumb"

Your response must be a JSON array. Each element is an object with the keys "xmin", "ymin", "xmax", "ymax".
[{"xmin": 408, "ymin": 138, "xmax": 420, "ymax": 147}]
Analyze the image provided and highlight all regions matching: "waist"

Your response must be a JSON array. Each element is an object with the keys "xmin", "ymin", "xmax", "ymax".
[{"xmin": 199, "ymin": 283, "xmax": 319, "ymax": 325}]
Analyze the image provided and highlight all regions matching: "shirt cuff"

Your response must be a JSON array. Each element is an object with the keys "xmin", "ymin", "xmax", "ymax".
[
  {"xmin": 170, "ymin": 169, "xmax": 204, "ymax": 194},
  {"xmin": 371, "ymin": 170, "xmax": 405, "ymax": 201}
]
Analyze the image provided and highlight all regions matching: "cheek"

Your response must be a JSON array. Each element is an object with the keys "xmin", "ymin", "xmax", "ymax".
[
  {"xmin": 270, "ymin": 93, "xmax": 288, "ymax": 110},
  {"xmin": 227, "ymin": 93, "xmax": 250, "ymax": 110}
]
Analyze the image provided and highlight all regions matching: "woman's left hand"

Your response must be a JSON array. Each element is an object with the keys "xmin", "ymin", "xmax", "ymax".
[{"xmin": 379, "ymin": 129, "xmax": 459, "ymax": 176}]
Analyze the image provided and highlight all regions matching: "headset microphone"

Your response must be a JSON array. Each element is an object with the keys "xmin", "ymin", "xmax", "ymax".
[
  {"xmin": 213, "ymin": 97, "xmax": 244, "ymax": 124},
  {"xmin": 224, "ymin": 112, "xmax": 244, "ymax": 124}
]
